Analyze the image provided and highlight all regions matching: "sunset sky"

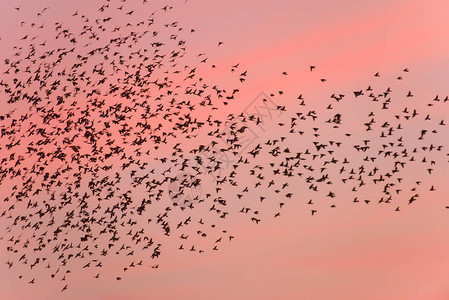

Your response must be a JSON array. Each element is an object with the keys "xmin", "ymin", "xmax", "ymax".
[{"xmin": 2, "ymin": 0, "xmax": 449, "ymax": 299}]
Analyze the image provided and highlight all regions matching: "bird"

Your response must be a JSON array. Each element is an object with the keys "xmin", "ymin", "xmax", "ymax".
[{"xmin": 0, "ymin": 0, "xmax": 446, "ymax": 293}]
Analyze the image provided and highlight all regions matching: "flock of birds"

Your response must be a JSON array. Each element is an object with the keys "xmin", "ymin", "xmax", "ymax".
[{"xmin": 1, "ymin": 0, "xmax": 449, "ymax": 293}]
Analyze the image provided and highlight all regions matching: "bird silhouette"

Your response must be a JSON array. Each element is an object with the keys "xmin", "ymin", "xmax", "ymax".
[{"xmin": 0, "ymin": 0, "xmax": 447, "ymax": 294}]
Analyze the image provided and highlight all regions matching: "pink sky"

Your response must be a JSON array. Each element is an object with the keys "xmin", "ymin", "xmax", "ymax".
[{"xmin": 2, "ymin": 0, "xmax": 449, "ymax": 299}]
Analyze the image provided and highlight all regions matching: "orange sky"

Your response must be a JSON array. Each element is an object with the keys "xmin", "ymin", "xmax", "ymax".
[{"xmin": 2, "ymin": 0, "xmax": 449, "ymax": 299}]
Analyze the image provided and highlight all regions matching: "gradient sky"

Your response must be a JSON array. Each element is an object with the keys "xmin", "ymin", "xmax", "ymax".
[{"xmin": 2, "ymin": 0, "xmax": 449, "ymax": 299}]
